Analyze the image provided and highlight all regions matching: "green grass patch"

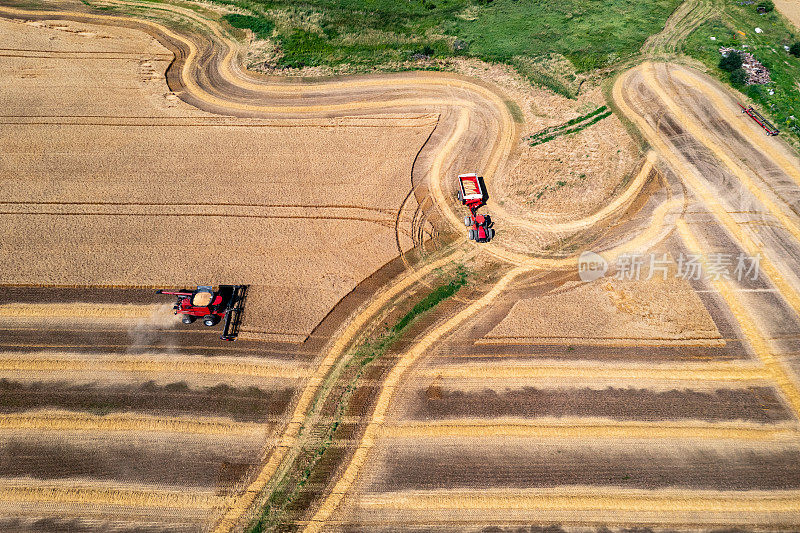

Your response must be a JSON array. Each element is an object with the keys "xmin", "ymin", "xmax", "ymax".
[
  {"xmin": 223, "ymin": 13, "xmax": 275, "ymax": 39},
  {"xmin": 504, "ymin": 99, "xmax": 524, "ymax": 123},
  {"xmin": 209, "ymin": 0, "xmax": 680, "ymax": 90},
  {"xmin": 684, "ymin": 3, "xmax": 800, "ymax": 143},
  {"xmin": 247, "ymin": 265, "xmax": 469, "ymax": 532}
]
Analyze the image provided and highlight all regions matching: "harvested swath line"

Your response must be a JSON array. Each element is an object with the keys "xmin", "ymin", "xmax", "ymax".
[
  {"xmin": 406, "ymin": 385, "xmax": 792, "ymax": 423},
  {"xmin": 356, "ymin": 487, "xmax": 800, "ymax": 513},
  {"xmin": 0, "ymin": 434, "xmax": 263, "ymax": 488},
  {"xmin": 382, "ymin": 420, "xmax": 800, "ymax": 440},
  {"xmin": 0, "ymin": 353, "xmax": 308, "ymax": 379},
  {"xmin": 0, "ymin": 287, "xmax": 164, "ymax": 305},
  {"xmin": 0, "ymin": 479, "xmax": 220, "ymax": 508},
  {"xmin": 0, "ymin": 201, "xmax": 397, "ymax": 215},
  {"xmin": 0, "ymin": 410, "xmax": 266, "ymax": 435},
  {"xmin": 369, "ymin": 440, "xmax": 800, "ymax": 491},
  {"xmin": 0, "ymin": 303, "xmax": 169, "ymax": 319},
  {"xmin": 0, "ymin": 380, "xmax": 293, "ymax": 423}
]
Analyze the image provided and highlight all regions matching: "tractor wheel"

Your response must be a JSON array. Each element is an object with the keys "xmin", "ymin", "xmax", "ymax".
[
  {"xmin": 181, "ymin": 315, "xmax": 195, "ymax": 325},
  {"xmin": 468, "ymin": 229, "xmax": 476, "ymax": 240},
  {"xmin": 464, "ymin": 216, "xmax": 471, "ymax": 227},
  {"xmin": 488, "ymin": 228, "xmax": 495, "ymax": 240},
  {"xmin": 203, "ymin": 315, "xmax": 218, "ymax": 327}
]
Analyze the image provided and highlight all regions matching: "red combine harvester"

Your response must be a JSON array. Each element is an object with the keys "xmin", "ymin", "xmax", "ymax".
[
  {"xmin": 457, "ymin": 172, "xmax": 494, "ymax": 243},
  {"xmin": 738, "ymin": 102, "xmax": 779, "ymax": 136},
  {"xmin": 156, "ymin": 285, "xmax": 247, "ymax": 341}
]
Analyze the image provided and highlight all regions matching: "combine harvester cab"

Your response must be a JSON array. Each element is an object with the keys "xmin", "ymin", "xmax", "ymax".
[
  {"xmin": 457, "ymin": 172, "xmax": 494, "ymax": 243},
  {"xmin": 738, "ymin": 102, "xmax": 779, "ymax": 136},
  {"xmin": 157, "ymin": 285, "xmax": 247, "ymax": 341}
]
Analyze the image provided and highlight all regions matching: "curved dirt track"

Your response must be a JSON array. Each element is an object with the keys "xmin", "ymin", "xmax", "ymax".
[
  {"xmin": 312, "ymin": 64, "xmax": 800, "ymax": 532},
  {"xmin": 0, "ymin": 8, "xmax": 674, "ymax": 530},
  {"xmin": 6, "ymin": 1, "xmax": 800, "ymax": 532}
]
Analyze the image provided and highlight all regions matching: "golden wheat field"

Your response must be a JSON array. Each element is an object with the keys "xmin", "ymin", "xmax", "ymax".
[{"xmin": 0, "ymin": 17, "xmax": 438, "ymax": 342}]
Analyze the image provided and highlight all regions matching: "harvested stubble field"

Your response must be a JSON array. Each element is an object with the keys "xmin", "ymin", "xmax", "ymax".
[
  {"xmin": 0, "ymin": 16, "xmax": 437, "ymax": 342},
  {"xmin": 6, "ymin": 0, "xmax": 800, "ymax": 531},
  {"xmin": 330, "ymin": 234, "xmax": 800, "ymax": 529},
  {"xmin": 483, "ymin": 274, "xmax": 722, "ymax": 345},
  {"xmin": 0, "ymin": 11, "xmax": 451, "ymax": 532}
]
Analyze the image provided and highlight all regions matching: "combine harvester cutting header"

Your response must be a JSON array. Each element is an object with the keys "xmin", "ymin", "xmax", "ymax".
[
  {"xmin": 157, "ymin": 285, "xmax": 247, "ymax": 341},
  {"xmin": 457, "ymin": 172, "xmax": 494, "ymax": 243},
  {"xmin": 738, "ymin": 102, "xmax": 779, "ymax": 136}
]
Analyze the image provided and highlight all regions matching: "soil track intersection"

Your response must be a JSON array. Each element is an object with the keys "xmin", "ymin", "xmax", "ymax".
[{"xmin": 2, "ymin": 0, "xmax": 800, "ymax": 532}]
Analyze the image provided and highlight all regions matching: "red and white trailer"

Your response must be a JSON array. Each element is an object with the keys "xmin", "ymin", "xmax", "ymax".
[
  {"xmin": 738, "ymin": 102, "xmax": 779, "ymax": 136},
  {"xmin": 457, "ymin": 173, "xmax": 494, "ymax": 243}
]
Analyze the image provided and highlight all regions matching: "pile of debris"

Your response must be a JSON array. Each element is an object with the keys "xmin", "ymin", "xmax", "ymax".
[{"xmin": 719, "ymin": 47, "xmax": 772, "ymax": 84}]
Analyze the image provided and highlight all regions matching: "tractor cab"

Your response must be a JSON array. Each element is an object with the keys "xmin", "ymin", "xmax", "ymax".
[{"xmin": 457, "ymin": 173, "xmax": 494, "ymax": 243}]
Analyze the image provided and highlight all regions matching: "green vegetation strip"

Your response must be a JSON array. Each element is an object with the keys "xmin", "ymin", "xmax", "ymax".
[
  {"xmin": 248, "ymin": 265, "xmax": 469, "ymax": 532},
  {"xmin": 526, "ymin": 106, "xmax": 612, "ymax": 147},
  {"xmin": 684, "ymin": 0, "xmax": 800, "ymax": 143},
  {"xmin": 209, "ymin": 0, "xmax": 680, "ymax": 92}
]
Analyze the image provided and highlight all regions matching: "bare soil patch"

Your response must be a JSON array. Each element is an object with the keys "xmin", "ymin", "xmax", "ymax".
[
  {"xmin": 406, "ymin": 385, "xmax": 791, "ymax": 423},
  {"xmin": 0, "ymin": 380, "xmax": 294, "ymax": 422},
  {"xmin": 0, "ymin": 432, "xmax": 263, "ymax": 488},
  {"xmin": 774, "ymin": 0, "xmax": 800, "ymax": 31},
  {"xmin": 369, "ymin": 439, "xmax": 800, "ymax": 491}
]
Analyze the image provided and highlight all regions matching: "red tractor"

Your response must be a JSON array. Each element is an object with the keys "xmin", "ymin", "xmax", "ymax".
[
  {"xmin": 156, "ymin": 285, "xmax": 247, "ymax": 341},
  {"xmin": 457, "ymin": 172, "xmax": 494, "ymax": 243}
]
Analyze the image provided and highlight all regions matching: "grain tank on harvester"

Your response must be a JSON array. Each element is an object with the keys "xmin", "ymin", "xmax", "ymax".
[
  {"xmin": 457, "ymin": 172, "xmax": 494, "ymax": 243},
  {"xmin": 156, "ymin": 285, "xmax": 247, "ymax": 341}
]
